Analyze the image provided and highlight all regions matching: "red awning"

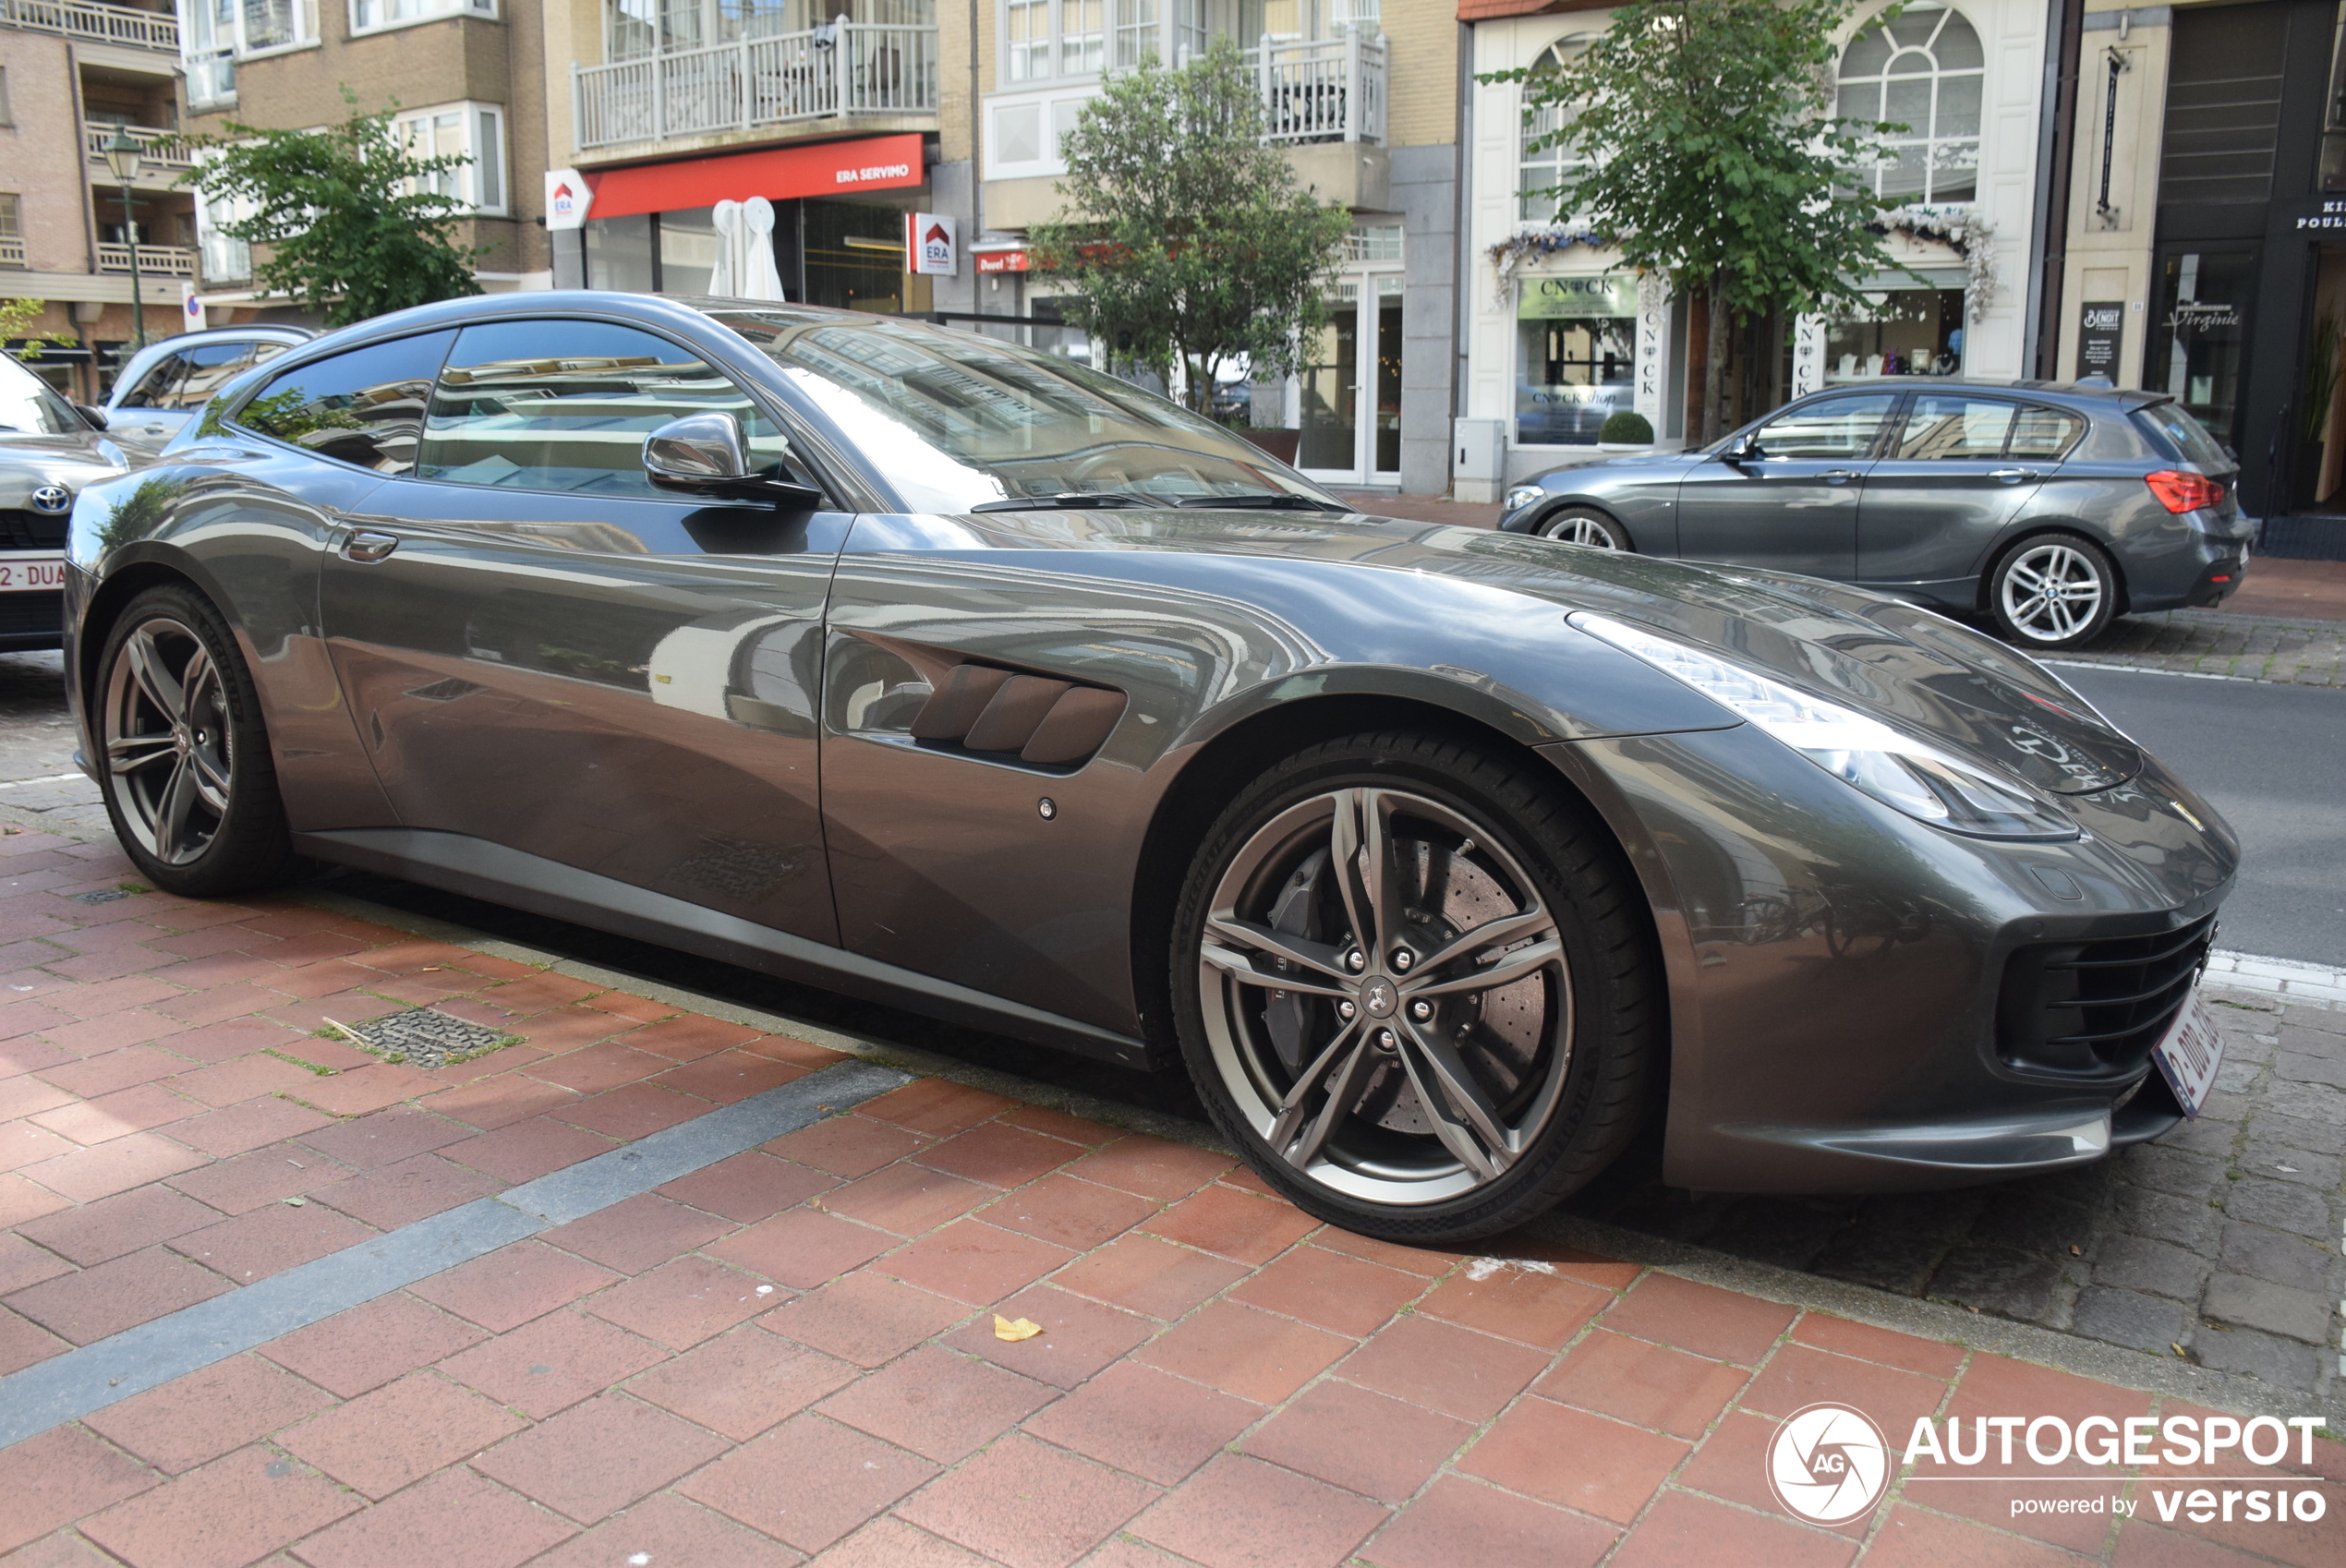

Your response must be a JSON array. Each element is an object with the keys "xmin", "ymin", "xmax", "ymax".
[{"xmin": 584, "ymin": 133, "xmax": 925, "ymax": 220}]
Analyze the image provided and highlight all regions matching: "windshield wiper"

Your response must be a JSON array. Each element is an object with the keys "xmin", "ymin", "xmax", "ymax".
[
  {"xmin": 970, "ymin": 492, "xmax": 1152, "ymax": 513},
  {"xmin": 1174, "ymin": 494, "xmax": 1352, "ymax": 513}
]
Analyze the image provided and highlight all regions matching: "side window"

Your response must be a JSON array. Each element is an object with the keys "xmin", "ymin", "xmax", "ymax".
[
  {"xmin": 120, "ymin": 351, "xmax": 191, "ymax": 410},
  {"xmin": 235, "ymin": 332, "xmax": 455, "ymax": 474},
  {"xmin": 2008, "ymin": 405, "xmax": 2086, "ymax": 462},
  {"xmin": 162, "ymin": 342, "xmax": 259, "ymax": 411},
  {"xmin": 1755, "ymin": 393, "xmax": 1897, "ymax": 460},
  {"xmin": 415, "ymin": 320, "xmax": 797, "ymax": 496},
  {"xmin": 1892, "ymin": 394, "xmax": 2015, "ymax": 460}
]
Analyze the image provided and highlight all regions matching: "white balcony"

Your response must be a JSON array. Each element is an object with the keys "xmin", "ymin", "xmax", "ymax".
[
  {"xmin": 99, "ymin": 242, "xmax": 197, "ymax": 276},
  {"xmin": 0, "ymin": 0, "xmax": 176, "ymax": 50},
  {"xmin": 574, "ymin": 22, "xmax": 937, "ymax": 153},
  {"xmin": 1254, "ymin": 31, "xmax": 1385, "ymax": 146},
  {"xmin": 0, "ymin": 238, "xmax": 25, "ymax": 268}
]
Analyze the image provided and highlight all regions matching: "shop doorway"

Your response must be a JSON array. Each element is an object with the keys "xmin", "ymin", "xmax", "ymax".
[
  {"xmin": 1297, "ymin": 271, "xmax": 1403, "ymax": 486},
  {"xmin": 2147, "ymin": 247, "xmax": 2256, "ymax": 455}
]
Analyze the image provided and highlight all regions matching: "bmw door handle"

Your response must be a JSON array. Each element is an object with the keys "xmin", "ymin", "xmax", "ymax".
[
  {"xmin": 341, "ymin": 530, "xmax": 399, "ymax": 563},
  {"xmin": 1989, "ymin": 468, "xmax": 2040, "ymax": 484},
  {"xmin": 1820, "ymin": 469, "xmax": 1859, "ymax": 485}
]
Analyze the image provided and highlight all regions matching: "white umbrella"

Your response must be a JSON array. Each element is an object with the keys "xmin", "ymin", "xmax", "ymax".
[
  {"xmin": 740, "ymin": 197, "xmax": 786, "ymax": 301},
  {"xmin": 708, "ymin": 199, "xmax": 742, "ymax": 297}
]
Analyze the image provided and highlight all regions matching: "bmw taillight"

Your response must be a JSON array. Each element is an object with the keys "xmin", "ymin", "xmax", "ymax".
[{"xmin": 2146, "ymin": 470, "xmax": 2226, "ymax": 513}]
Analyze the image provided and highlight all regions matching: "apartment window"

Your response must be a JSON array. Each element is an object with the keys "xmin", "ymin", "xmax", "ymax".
[
  {"xmin": 182, "ymin": 0, "xmax": 322, "ymax": 108},
  {"xmin": 0, "ymin": 196, "xmax": 18, "ymax": 238},
  {"xmin": 1837, "ymin": 0, "xmax": 1983, "ymax": 204},
  {"xmin": 192, "ymin": 155, "xmax": 253, "ymax": 283},
  {"xmin": 1004, "ymin": 0, "xmax": 1106, "ymax": 81},
  {"xmin": 400, "ymin": 103, "xmax": 507, "ymax": 214},
  {"xmin": 351, "ymin": 0, "xmax": 497, "ymax": 36},
  {"xmin": 0, "ymin": 66, "xmax": 12, "ymax": 127},
  {"xmin": 1109, "ymin": 0, "xmax": 1201, "ymax": 69}
]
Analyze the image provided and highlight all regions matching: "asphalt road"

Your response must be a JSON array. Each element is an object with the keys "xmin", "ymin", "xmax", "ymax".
[{"xmin": 2058, "ymin": 661, "xmax": 2346, "ymax": 968}]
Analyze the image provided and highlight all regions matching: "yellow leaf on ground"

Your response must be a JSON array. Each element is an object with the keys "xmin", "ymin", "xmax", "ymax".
[{"xmin": 993, "ymin": 1315, "xmax": 1043, "ymax": 1342}]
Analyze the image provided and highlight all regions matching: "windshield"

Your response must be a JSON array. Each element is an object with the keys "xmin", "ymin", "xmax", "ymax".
[
  {"xmin": 707, "ymin": 310, "xmax": 1342, "ymax": 513},
  {"xmin": 0, "ymin": 356, "xmax": 82, "ymax": 437},
  {"xmin": 2131, "ymin": 401, "xmax": 2231, "ymax": 471}
]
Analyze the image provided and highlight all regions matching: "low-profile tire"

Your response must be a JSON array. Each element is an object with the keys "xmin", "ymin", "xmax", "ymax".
[
  {"xmin": 1537, "ymin": 507, "xmax": 1631, "ymax": 550},
  {"xmin": 93, "ymin": 583, "xmax": 297, "ymax": 898},
  {"xmin": 1987, "ymin": 533, "xmax": 2118, "ymax": 649},
  {"xmin": 1169, "ymin": 730, "xmax": 1660, "ymax": 1244}
]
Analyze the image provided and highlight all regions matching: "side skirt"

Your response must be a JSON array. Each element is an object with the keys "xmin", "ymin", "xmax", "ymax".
[{"xmin": 294, "ymin": 827, "xmax": 1159, "ymax": 1071}]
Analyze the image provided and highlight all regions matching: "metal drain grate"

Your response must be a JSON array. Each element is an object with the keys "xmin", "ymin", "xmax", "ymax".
[
  {"xmin": 72, "ymin": 888, "xmax": 131, "ymax": 905},
  {"xmin": 334, "ymin": 1007, "xmax": 510, "ymax": 1069}
]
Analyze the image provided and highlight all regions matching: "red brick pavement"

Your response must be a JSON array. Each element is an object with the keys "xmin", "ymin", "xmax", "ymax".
[{"xmin": 0, "ymin": 826, "xmax": 2337, "ymax": 1565}]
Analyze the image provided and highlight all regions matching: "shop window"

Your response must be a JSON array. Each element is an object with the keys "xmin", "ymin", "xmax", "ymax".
[
  {"xmin": 1518, "ymin": 35, "xmax": 1593, "ymax": 223},
  {"xmin": 586, "ymin": 212, "xmax": 657, "ymax": 292},
  {"xmin": 1837, "ymin": 1, "xmax": 1982, "ymax": 204},
  {"xmin": 398, "ymin": 103, "xmax": 507, "ymax": 216},
  {"xmin": 1516, "ymin": 272, "xmax": 1634, "ymax": 446},
  {"xmin": 1824, "ymin": 288, "xmax": 1965, "ymax": 380},
  {"xmin": 2149, "ymin": 250, "xmax": 2254, "ymax": 451}
]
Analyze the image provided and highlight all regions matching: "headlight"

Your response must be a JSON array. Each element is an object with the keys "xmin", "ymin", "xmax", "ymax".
[
  {"xmin": 1503, "ymin": 485, "xmax": 1545, "ymax": 514},
  {"xmin": 1571, "ymin": 611, "xmax": 2077, "ymax": 839}
]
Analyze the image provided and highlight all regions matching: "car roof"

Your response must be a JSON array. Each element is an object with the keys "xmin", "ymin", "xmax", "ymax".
[{"xmin": 1809, "ymin": 377, "xmax": 2170, "ymax": 413}]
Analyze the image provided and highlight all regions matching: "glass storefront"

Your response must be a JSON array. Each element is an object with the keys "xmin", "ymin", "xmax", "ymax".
[
  {"xmin": 2149, "ymin": 249, "xmax": 2255, "ymax": 451},
  {"xmin": 1516, "ymin": 272, "xmax": 1634, "ymax": 446},
  {"xmin": 582, "ymin": 195, "xmax": 925, "ymax": 310},
  {"xmin": 1824, "ymin": 287, "xmax": 1966, "ymax": 381}
]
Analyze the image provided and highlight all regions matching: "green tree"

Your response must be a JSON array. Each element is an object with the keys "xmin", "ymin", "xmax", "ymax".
[
  {"xmin": 175, "ymin": 92, "xmax": 486, "ymax": 327},
  {"xmin": 0, "ymin": 299, "xmax": 72, "ymax": 362},
  {"xmin": 1492, "ymin": 0, "xmax": 1904, "ymax": 442},
  {"xmin": 1031, "ymin": 39, "xmax": 1353, "ymax": 415}
]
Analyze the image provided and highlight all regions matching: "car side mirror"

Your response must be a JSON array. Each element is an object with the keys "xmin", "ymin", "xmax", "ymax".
[
  {"xmin": 644, "ymin": 412, "xmax": 823, "ymax": 509},
  {"xmin": 1725, "ymin": 433, "xmax": 1762, "ymax": 464},
  {"xmin": 75, "ymin": 404, "xmax": 110, "ymax": 433}
]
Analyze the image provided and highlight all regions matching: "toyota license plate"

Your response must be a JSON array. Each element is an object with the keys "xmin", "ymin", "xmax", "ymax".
[
  {"xmin": 0, "ymin": 555, "xmax": 66, "ymax": 594},
  {"xmin": 2152, "ymin": 995, "xmax": 2225, "ymax": 1118}
]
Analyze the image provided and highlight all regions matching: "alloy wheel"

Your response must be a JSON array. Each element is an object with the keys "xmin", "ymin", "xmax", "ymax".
[
  {"xmin": 103, "ymin": 616, "xmax": 233, "ymax": 866},
  {"xmin": 1999, "ymin": 542, "xmax": 2106, "ymax": 643},
  {"xmin": 1542, "ymin": 513, "xmax": 1622, "ymax": 549},
  {"xmin": 1196, "ymin": 787, "xmax": 1573, "ymax": 1205}
]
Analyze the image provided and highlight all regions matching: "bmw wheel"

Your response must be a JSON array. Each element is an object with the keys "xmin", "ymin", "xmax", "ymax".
[
  {"xmin": 1171, "ymin": 732, "xmax": 1659, "ymax": 1243},
  {"xmin": 1539, "ymin": 508, "xmax": 1630, "ymax": 550},
  {"xmin": 95, "ymin": 584, "xmax": 297, "ymax": 897},
  {"xmin": 1989, "ymin": 534, "xmax": 2117, "ymax": 649}
]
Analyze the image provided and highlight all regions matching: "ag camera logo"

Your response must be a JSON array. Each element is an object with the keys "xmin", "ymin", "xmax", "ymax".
[
  {"xmin": 1767, "ymin": 1403, "xmax": 1891, "ymax": 1524},
  {"xmin": 29, "ymin": 484, "xmax": 70, "ymax": 514}
]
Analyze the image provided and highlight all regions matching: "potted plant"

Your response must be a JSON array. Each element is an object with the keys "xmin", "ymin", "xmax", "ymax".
[{"xmin": 1598, "ymin": 410, "xmax": 1655, "ymax": 452}]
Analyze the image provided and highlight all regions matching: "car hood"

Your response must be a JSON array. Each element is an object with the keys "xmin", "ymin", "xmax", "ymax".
[
  {"xmin": 992, "ymin": 508, "xmax": 2146, "ymax": 799},
  {"xmin": 0, "ymin": 430, "xmax": 128, "ymax": 508}
]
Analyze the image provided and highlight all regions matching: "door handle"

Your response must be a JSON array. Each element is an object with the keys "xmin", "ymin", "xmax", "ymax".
[
  {"xmin": 1820, "ymin": 469, "xmax": 1859, "ymax": 484},
  {"xmin": 342, "ymin": 531, "xmax": 399, "ymax": 563},
  {"xmin": 1989, "ymin": 468, "xmax": 2040, "ymax": 484}
]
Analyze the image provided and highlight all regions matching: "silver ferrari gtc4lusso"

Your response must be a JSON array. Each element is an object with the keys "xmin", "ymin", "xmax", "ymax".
[{"xmin": 62, "ymin": 294, "xmax": 2237, "ymax": 1244}]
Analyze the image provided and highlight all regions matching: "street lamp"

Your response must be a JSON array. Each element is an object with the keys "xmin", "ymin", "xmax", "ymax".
[{"xmin": 100, "ymin": 127, "xmax": 147, "ymax": 356}]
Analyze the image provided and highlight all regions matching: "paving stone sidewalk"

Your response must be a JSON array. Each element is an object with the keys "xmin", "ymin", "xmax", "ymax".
[
  {"xmin": 0, "ymin": 832, "xmax": 2340, "ymax": 1567},
  {"xmin": 2050, "ymin": 609, "xmax": 2346, "ymax": 686},
  {"xmin": 1582, "ymin": 989, "xmax": 2346, "ymax": 1408}
]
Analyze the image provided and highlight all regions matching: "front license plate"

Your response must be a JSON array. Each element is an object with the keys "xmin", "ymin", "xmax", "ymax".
[
  {"xmin": 2153, "ymin": 994, "xmax": 2225, "ymax": 1118},
  {"xmin": 0, "ymin": 555, "xmax": 66, "ymax": 594}
]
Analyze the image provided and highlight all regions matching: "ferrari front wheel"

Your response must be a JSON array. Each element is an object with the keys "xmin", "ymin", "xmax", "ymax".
[
  {"xmin": 1170, "ymin": 731, "xmax": 1659, "ymax": 1244},
  {"xmin": 95, "ymin": 584, "xmax": 296, "ymax": 898}
]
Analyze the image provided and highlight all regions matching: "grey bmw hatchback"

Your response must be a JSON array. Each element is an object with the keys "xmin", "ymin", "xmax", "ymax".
[
  {"xmin": 62, "ymin": 296, "xmax": 2238, "ymax": 1243},
  {"xmin": 1497, "ymin": 381, "xmax": 2251, "ymax": 650}
]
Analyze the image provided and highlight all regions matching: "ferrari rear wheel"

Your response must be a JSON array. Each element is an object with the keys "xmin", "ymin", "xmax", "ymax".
[
  {"xmin": 1172, "ymin": 732, "xmax": 1658, "ymax": 1243},
  {"xmin": 96, "ymin": 584, "xmax": 296, "ymax": 898},
  {"xmin": 1539, "ymin": 508, "xmax": 1630, "ymax": 550}
]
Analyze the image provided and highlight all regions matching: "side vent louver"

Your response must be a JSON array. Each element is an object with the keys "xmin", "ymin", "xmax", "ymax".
[{"xmin": 909, "ymin": 662, "xmax": 1126, "ymax": 767}]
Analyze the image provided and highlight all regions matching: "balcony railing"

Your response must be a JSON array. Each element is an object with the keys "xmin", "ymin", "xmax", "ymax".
[
  {"xmin": 0, "ymin": 238, "xmax": 25, "ymax": 268},
  {"xmin": 1254, "ymin": 31, "xmax": 1385, "ymax": 145},
  {"xmin": 99, "ymin": 242, "xmax": 197, "ymax": 276},
  {"xmin": 84, "ymin": 122, "xmax": 197, "ymax": 175},
  {"xmin": 575, "ymin": 22, "xmax": 937, "ymax": 152},
  {"xmin": 0, "ymin": 0, "xmax": 176, "ymax": 51}
]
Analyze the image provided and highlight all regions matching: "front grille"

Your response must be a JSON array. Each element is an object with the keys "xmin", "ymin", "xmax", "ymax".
[
  {"xmin": 1996, "ymin": 914, "xmax": 2216, "ymax": 1079},
  {"xmin": 0, "ymin": 512, "xmax": 68, "ymax": 550},
  {"xmin": 0, "ymin": 591, "xmax": 64, "ymax": 637}
]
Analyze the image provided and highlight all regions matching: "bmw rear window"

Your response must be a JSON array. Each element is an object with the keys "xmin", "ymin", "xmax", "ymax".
[{"xmin": 2131, "ymin": 402, "xmax": 2231, "ymax": 471}]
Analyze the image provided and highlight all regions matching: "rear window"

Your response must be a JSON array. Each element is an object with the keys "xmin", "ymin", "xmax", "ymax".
[{"xmin": 2131, "ymin": 402, "xmax": 2231, "ymax": 470}]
